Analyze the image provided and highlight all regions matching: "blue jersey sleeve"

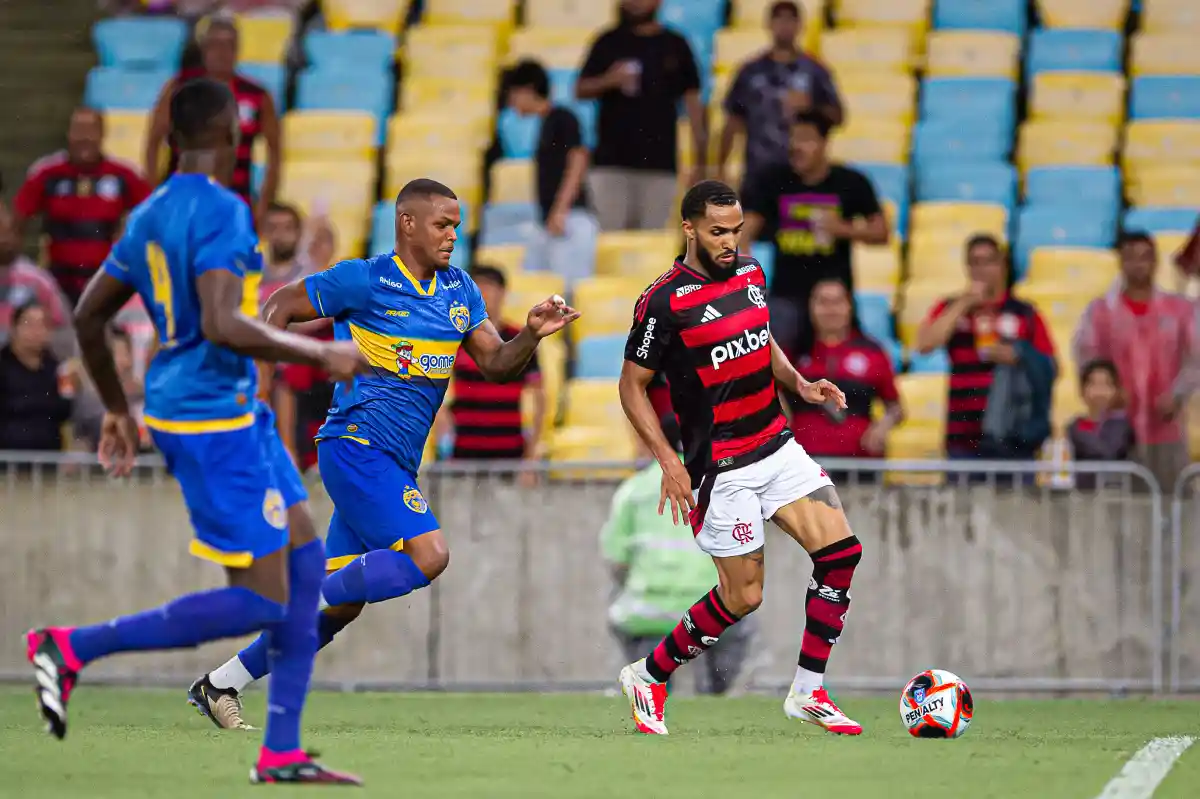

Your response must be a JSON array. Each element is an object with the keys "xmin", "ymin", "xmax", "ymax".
[
  {"xmin": 193, "ymin": 198, "xmax": 258, "ymax": 278},
  {"xmin": 304, "ymin": 259, "xmax": 370, "ymax": 319},
  {"xmin": 461, "ymin": 273, "xmax": 489, "ymax": 333}
]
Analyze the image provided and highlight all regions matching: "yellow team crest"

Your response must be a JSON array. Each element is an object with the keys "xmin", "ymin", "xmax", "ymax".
[
  {"xmin": 262, "ymin": 488, "xmax": 287, "ymax": 530},
  {"xmin": 449, "ymin": 302, "xmax": 470, "ymax": 334},
  {"xmin": 403, "ymin": 485, "xmax": 428, "ymax": 514}
]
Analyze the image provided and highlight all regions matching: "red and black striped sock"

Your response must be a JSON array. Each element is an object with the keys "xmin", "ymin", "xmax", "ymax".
[
  {"xmin": 797, "ymin": 536, "xmax": 862, "ymax": 674},
  {"xmin": 645, "ymin": 587, "xmax": 740, "ymax": 683}
]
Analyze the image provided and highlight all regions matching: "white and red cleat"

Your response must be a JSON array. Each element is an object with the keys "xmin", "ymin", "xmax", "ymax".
[
  {"xmin": 618, "ymin": 660, "xmax": 669, "ymax": 735},
  {"xmin": 784, "ymin": 686, "xmax": 863, "ymax": 735}
]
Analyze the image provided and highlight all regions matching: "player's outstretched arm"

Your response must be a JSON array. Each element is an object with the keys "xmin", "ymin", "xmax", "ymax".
[
  {"xmin": 464, "ymin": 295, "xmax": 580, "ymax": 383},
  {"xmin": 769, "ymin": 335, "xmax": 846, "ymax": 408}
]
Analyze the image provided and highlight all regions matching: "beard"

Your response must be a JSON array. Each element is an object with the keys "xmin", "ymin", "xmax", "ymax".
[
  {"xmin": 269, "ymin": 243, "xmax": 297, "ymax": 264},
  {"xmin": 697, "ymin": 246, "xmax": 738, "ymax": 280}
]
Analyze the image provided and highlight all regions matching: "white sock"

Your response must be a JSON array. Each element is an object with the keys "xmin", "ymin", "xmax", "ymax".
[
  {"xmin": 792, "ymin": 666, "xmax": 823, "ymax": 697},
  {"xmin": 632, "ymin": 658, "xmax": 657, "ymax": 683},
  {"xmin": 209, "ymin": 655, "xmax": 255, "ymax": 693},
  {"xmin": 317, "ymin": 591, "xmax": 329, "ymax": 612}
]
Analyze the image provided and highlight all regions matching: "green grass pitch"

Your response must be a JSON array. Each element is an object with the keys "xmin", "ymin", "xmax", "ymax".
[{"xmin": 0, "ymin": 687, "xmax": 1197, "ymax": 798}]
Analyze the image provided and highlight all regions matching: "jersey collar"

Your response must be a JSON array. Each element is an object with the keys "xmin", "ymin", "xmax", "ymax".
[{"xmin": 391, "ymin": 254, "xmax": 437, "ymax": 297}]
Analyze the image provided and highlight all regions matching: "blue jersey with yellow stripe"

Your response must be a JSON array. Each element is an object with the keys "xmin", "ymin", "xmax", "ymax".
[
  {"xmin": 102, "ymin": 173, "xmax": 262, "ymax": 433},
  {"xmin": 304, "ymin": 252, "xmax": 487, "ymax": 472}
]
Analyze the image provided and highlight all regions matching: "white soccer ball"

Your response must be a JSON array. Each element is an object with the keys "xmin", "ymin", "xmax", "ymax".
[{"xmin": 899, "ymin": 669, "xmax": 974, "ymax": 738}]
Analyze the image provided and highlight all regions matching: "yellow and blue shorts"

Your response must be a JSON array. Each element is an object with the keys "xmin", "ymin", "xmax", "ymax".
[
  {"xmin": 151, "ymin": 404, "xmax": 307, "ymax": 568},
  {"xmin": 318, "ymin": 437, "xmax": 439, "ymax": 571}
]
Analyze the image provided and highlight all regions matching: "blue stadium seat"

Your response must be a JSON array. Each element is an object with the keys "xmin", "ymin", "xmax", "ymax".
[
  {"xmin": 855, "ymin": 163, "xmax": 911, "ymax": 235},
  {"xmin": 561, "ymin": 100, "xmax": 598, "ymax": 149},
  {"xmin": 1026, "ymin": 29, "xmax": 1122, "ymax": 74},
  {"xmin": 661, "ymin": 0, "xmax": 725, "ymax": 42},
  {"xmin": 303, "ymin": 30, "xmax": 396, "ymax": 74},
  {"xmin": 239, "ymin": 63, "xmax": 287, "ymax": 111},
  {"xmin": 933, "ymin": 0, "xmax": 1025, "ymax": 35},
  {"xmin": 84, "ymin": 67, "xmax": 172, "ymax": 110},
  {"xmin": 920, "ymin": 78, "xmax": 1017, "ymax": 132},
  {"xmin": 371, "ymin": 200, "xmax": 394, "ymax": 254},
  {"xmin": 1015, "ymin": 207, "xmax": 1117, "ymax": 274},
  {"xmin": 575, "ymin": 335, "xmax": 627, "ymax": 379},
  {"xmin": 909, "ymin": 349, "xmax": 950, "ymax": 374},
  {"xmin": 750, "ymin": 241, "xmax": 774, "ymax": 285},
  {"xmin": 480, "ymin": 203, "xmax": 539, "ymax": 247},
  {"xmin": 856, "ymin": 292, "xmax": 894, "ymax": 345},
  {"xmin": 498, "ymin": 108, "xmax": 541, "ymax": 159},
  {"xmin": 916, "ymin": 163, "xmax": 1017, "ymax": 209},
  {"xmin": 452, "ymin": 234, "xmax": 472, "ymax": 268},
  {"xmin": 1122, "ymin": 208, "xmax": 1200, "ymax": 234},
  {"xmin": 912, "ymin": 120, "xmax": 1010, "ymax": 167},
  {"xmin": 1025, "ymin": 167, "xmax": 1121, "ymax": 213},
  {"xmin": 1130, "ymin": 77, "xmax": 1200, "ymax": 120},
  {"xmin": 548, "ymin": 68, "xmax": 578, "ymax": 103},
  {"xmin": 93, "ymin": 17, "xmax": 188, "ymax": 69},
  {"xmin": 296, "ymin": 69, "xmax": 393, "ymax": 141}
]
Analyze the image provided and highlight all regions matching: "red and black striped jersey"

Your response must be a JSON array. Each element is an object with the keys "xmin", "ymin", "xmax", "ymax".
[{"xmin": 625, "ymin": 255, "xmax": 789, "ymax": 483}]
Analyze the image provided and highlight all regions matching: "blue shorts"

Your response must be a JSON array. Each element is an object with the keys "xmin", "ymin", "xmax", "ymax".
[
  {"xmin": 318, "ymin": 437, "xmax": 439, "ymax": 570},
  {"xmin": 152, "ymin": 408, "xmax": 306, "ymax": 568}
]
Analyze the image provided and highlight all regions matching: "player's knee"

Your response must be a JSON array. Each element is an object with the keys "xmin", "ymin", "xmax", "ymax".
[
  {"xmin": 287, "ymin": 502, "xmax": 318, "ymax": 547},
  {"xmin": 723, "ymin": 582, "xmax": 763, "ymax": 617},
  {"xmin": 407, "ymin": 534, "xmax": 450, "ymax": 581},
  {"xmin": 322, "ymin": 602, "xmax": 364, "ymax": 625}
]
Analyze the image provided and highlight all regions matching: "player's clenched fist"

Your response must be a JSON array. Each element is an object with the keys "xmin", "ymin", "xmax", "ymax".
[
  {"xmin": 526, "ymin": 294, "xmax": 581, "ymax": 339},
  {"xmin": 319, "ymin": 341, "xmax": 372, "ymax": 381}
]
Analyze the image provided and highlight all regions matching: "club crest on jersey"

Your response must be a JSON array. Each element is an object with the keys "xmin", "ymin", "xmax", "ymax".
[
  {"xmin": 262, "ymin": 489, "xmax": 287, "ymax": 530},
  {"xmin": 747, "ymin": 285, "xmax": 766, "ymax": 309},
  {"xmin": 449, "ymin": 301, "xmax": 470, "ymax": 333},
  {"xmin": 96, "ymin": 175, "xmax": 121, "ymax": 200},
  {"xmin": 403, "ymin": 485, "xmax": 428, "ymax": 514},
  {"xmin": 393, "ymin": 340, "xmax": 415, "ymax": 377},
  {"xmin": 238, "ymin": 99, "xmax": 256, "ymax": 125}
]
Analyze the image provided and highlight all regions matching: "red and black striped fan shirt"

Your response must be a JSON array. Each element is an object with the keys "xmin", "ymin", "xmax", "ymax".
[
  {"xmin": 625, "ymin": 255, "xmax": 789, "ymax": 484},
  {"xmin": 450, "ymin": 322, "xmax": 540, "ymax": 459}
]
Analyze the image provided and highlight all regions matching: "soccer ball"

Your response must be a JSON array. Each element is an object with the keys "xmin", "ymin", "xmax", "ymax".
[{"xmin": 899, "ymin": 669, "xmax": 973, "ymax": 738}]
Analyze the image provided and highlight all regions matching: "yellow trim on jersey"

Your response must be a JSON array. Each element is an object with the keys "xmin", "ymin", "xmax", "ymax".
[
  {"xmin": 241, "ymin": 272, "xmax": 263, "ymax": 317},
  {"xmin": 144, "ymin": 413, "xmax": 255, "ymax": 434},
  {"xmin": 392, "ymin": 254, "xmax": 436, "ymax": 296},
  {"xmin": 326, "ymin": 537, "xmax": 405, "ymax": 571},
  {"xmin": 341, "ymin": 435, "xmax": 370, "ymax": 446},
  {"xmin": 348, "ymin": 324, "xmax": 459, "ymax": 379},
  {"xmin": 189, "ymin": 539, "xmax": 254, "ymax": 568}
]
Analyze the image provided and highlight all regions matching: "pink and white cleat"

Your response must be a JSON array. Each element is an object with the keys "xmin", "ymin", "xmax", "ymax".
[
  {"xmin": 784, "ymin": 686, "xmax": 863, "ymax": 735},
  {"xmin": 618, "ymin": 660, "xmax": 669, "ymax": 735}
]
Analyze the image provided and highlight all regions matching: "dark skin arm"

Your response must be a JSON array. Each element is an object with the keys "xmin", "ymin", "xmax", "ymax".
[
  {"xmin": 462, "ymin": 297, "xmax": 580, "ymax": 383},
  {"xmin": 75, "ymin": 271, "xmax": 136, "ymax": 417},
  {"xmin": 618, "ymin": 359, "xmax": 694, "ymax": 524}
]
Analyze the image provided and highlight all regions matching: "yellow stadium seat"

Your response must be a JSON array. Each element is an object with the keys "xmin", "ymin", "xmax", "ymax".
[
  {"xmin": 325, "ymin": 211, "xmax": 369, "ymax": 261},
  {"xmin": 838, "ymin": 72, "xmax": 917, "ymax": 124},
  {"xmin": 1123, "ymin": 122, "xmax": 1200, "ymax": 182},
  {"xmin": 1142, "ymin": 0, "xmax": 1200, "ymax": 32},
  {"xmin": 910, "ymin": 202, "xmax": 1008, "ymax": 243},
  {"xmin": 323, "ymin": 0, "xmax": 408, "ymax": 36},
  {"xmin": 384, "ymin": 154, "xmax": 482, "ymax": 212},
  {"xmin": 282, "ymin": 111, "xmax": 377, "ymax": 162},
  {"xmin": 1017, "ymin": 121, "xmax": 1117, "ymax": 174},
  {"xmin": 854, "ymin": 242, "xmax": 902, "ymax": 292},
  {"xmin": 1029, "ymin": 72, "xmax": 1125, "ymax": 125},
  {"xmin": 594, "ymin": 231, "xmax": 680, "ymax": 280},
  {"xmin": 1046, "ymin": 321, "xmax": 1078, "ymax": 360},
  {"xmin": 236, "ymin": 15, "xmax": 293, "ymax": 64},
  {"xmin": 732, "ymin": 0, "xmax": 825, "ymax": 51},
  {"xmin": 1155, "ymin": 232, "xmax": 1192, "ymax": 293},
  {"xmin": 1017, "ymin": 284, "xmax": 1094, "ymax": 326},
  {"xmin": 102, "ymin": 111, "xmax": 149, "ymax": 170},
  {"xmin": 1023, "ymin": 248, "xmax": 1119, "ymax": 294},
  {"xmin": 1130, "ymin": 33, "xmax": 1200, "ymax": 77},
  {"xmin": 884, "ymin": 424, "xmax": 945, "ymax": 484},
  {"xmin": 474, "ymin": 244, "xmax": 526, "ymax": 277},
  {"xmin": 571, "ymin": 276, "xmax": 644, "ymax": 342},
  {"xmin": 526, "ymin": 0, "xmax": 616, "ymax": 29},
  {"xmin": 424, "ymin": 0, "xmax": 516, "ymax": 29},
  {"xmin": 904, "ymin": 243, "xmax": 965, "ymax": 287},
  {"xmin": 818, "ymin": 28, "xmax": 913, "ymax": 74},
  {"xmin": 505, "ymin": 26, "xmax": 592, "ymax": 68},
  {"xmin": 1036, "ymin": 0, "xmax": 1128, "ymax": 30},
  {"xmin": 714, "ymin": 30, "xmax": 770, "ymax": 73},
  {"xmin": 562, "ymin": 379, "xmax": 625, "ymax": 429},
  {"xmin": 504, "ymin": 271, "xmax": 567, "ymax": 322},
  {"xmin": 828, "ymin": 119, "xmax": 911, "ymax": 164},
  {"xmin": 403, "ymin": 26, "xmax": 498, "ymax": 80},
  {"xmin": 401, "ymin": 76, "xmax": 495, "ymax": 117},
  {"xmin": 1126, "ymin": 166, "xmax": 1200, "ymax": 208},
  {"xmin": 1052, "ymin": 377, "xmax": 1087, "ymax": 432},
  {"xmin": 546, "ymin": 426, "xmax": 636, "ymax": 478},
  {"xmin": 897, "ymin": 282, "xmax": 950, "ymax": 345},
  {"xmin": 387, "ymin": 112, "xmax": 492, "ymax": 154},
  {"xmin": 837, "ymin": 0, "xmax": 931, "ymax": 53},
  {"xmin": 490, "ymin": 159, "xmax": 535, "ymax": 205},
  {"xmin": 925, "ymin": 31, "xmax": 1020, "ymax": 78},
  {"xmin": 279, "ymin": 161, "xmax": 376, "ymax": 218},
  {"xmin": 897, "ymin": 373, "xmax": 949, "ymax": 425}
]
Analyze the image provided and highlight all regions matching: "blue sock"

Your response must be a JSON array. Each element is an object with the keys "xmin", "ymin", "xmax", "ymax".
[
  {"xmin": 263, "ymin": 539, "xmax": 325, "ymax": 754},
  {"xmin": 69, "ymin": 586, "xmax": 286, "ymax": 666},
  {"xmin": 321, "ymin": 549, "xmax": 431, "ymax": 606},
  {"xmin": 235, "ymin": 610, "xmax": 353, "ymax": 682}
]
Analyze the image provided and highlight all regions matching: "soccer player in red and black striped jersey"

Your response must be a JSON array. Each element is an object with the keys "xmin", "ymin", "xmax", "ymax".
[{"xmin": 615, "ymin": 180, "xmax": 865, "ymax": 736}]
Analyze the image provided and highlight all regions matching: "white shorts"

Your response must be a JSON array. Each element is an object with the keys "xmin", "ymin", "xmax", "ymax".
[{"xmin": 690, "ymin": 439, "xmax": 834, "ymax": 558}]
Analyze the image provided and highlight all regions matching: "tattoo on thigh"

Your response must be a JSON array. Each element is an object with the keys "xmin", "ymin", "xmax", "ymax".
[
  {"xmin": 743, "ymin": 546, "xmax": 765, "ymax": 565},
  {"xmin": 802, "ymin": 486, "xmax": 842, "ymax": 510}
]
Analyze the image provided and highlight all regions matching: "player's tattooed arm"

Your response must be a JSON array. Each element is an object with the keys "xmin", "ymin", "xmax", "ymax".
[{"xmin": 75, "ymin": 271, "xmax": 137, "ymax": 414}]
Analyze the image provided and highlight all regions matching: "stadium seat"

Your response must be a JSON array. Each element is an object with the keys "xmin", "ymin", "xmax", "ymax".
[
  {"xmin": 403, "ymin": 26, "xmax": 498, "ymax": 80},
  {"xmin": 906, "ymin": 235, "xmax": 978, "ymax": 285},
  {"xmin": 304, "ymin": 30, "xmax": 396, "ymax": 74},
  {"xmin": 919, "ymin": 77, "xmax": 1016, "ymax": 130},
  {"xmin": 571, "ymin": 276, "xmax": 645, "ymax": 341},
  {"xmin": 546, "ymin": 426, "xmax": 637, "ymax": 471},
  {"xmin": 296, "ymin": 68, "xmax": 394, "ymax": 119},
  {"xmin": 574, "ymin": 335, "xmax": 627, "ymax": 379},
  {"xmin": 660, "ymin": 0, "xmax": 726, "ymax": 41},
  {"xmin": 1123, "ymin": 121, "xmax": 1200, "ymax": 182},
  {"xmin": 1015, "ymin": 207, "xmax": 1117, "ymax": 274},
  {"xmin": 322, "ymin": 0, "xmax": 407, "ymax": 35},
  {"xmin": 1142, "ymin": 0, "xmax": 1200, "ymax": 33},
  {"xmin": 481, "ymin": 202, "xmax": 539, "ymax": 240},
  {"xmin": 713, "ymin": 30, "xmax": 769, "ymax": 74},
  {"xmin": 731, "ymin": 0, "xmax": 824, "ymax": 50},
  {"xmin": 910, "ymin": 202, "xmax": 1008, "ymax": 243},
  {"xmin": 1122, "ymin": 207, "xmax": 1200, "ymax": 234},
  {"xmin": 818, "ymin": 28, "xmax": 914, "ymax": 74},
  {"xmin": 1130, "ymin": 33, "xmax": 1200, "ymax": 77},
  {"xmin": 897, "ymin": 373, "xmax": 950, "ymax": 425},
  {"xmin": 370, "ymin": 201, "xmax": 394, "ymax": 254},
  {"xmin": 279, "ymin": 161, "xmax": 376, "ymax": 218},
  {"xmin": 282, "ymin": 111, "xmax": 377, "ymax": 162},
  {"xmin": 1154, "ymin": 232, "xmax": 1192, "ymax": 292},
  {"xmin": 912, "ymin": 120, "xmax": 1009, "ymax": 167},
  {"xmin": 595, "ymin": 231, "xmax": 679, "ymax": 280},
  {"xmin": 84, "ymin": 68, "xmax": 171, "ymax": 111},
  {"xmin": 401, "ymin": 77, "xmax": 494, "ymax": 118},
  {"xmin": 1017, "ymin": 121, "xmax": 1118, "ymax": 174},
  {"xmin": 1130, "ymin": 76, "xmax": 1200, "ymax": 120},
  {"xmin": 1025, "ymin": 166, "xmax": 1121, "ymax": 212},
  {"xmin": 924, "ymin": 31, "xmax": 1020, "ymax": 79},
  {"xmin": 750, "ymin": 241, "xmax": 774, "ymax": 284},
  {"xmin": 908, "ymin": 348, "xmax": 950, "ymax": 374},
  {"xmin": 1026, "ymin": 29, "xmax": 1122, "ymax": 73},
  {"xmin": 385, "ymin": 154, "xmax": 483, "ymax": 212},
  {"xmin": 490, "ymin": 159, "xmax": 535, "ymax": 205},
  {"xmin": 101, "ymin": 111, "xmax": 149, "ymax": 168},
  {"xmin": 424, "ymin": 0, "xmax": 517, "ymax": 29},
  {"xmin": 1029, "ymin": 72, "xmax": 1125, "ymax": 125},
  {"xmin": 856, "ymin": 163, "xmax": 909, "ymax": 203},
  {"xmin": 897, "ymin": 282, "xmax": 950, "ymax": 345},
  {"xmin": 497, "ymin": 109, "xmax": 541, "ymax": 160},
  {"xmin": 1023, "ymin": 247, "xmax": 1119, "ymax": 294},
  {"xmin": 388, "ymin": 112, "xmax": 491, "ymax": 154},
  {"xmin": 838, "ymin": 0, "xmax": 930, "ymax": 40},
  {"xmin": 239, "ymin": 63, "xmax": 286, "ymax": 110},
  {"xmin": 1036, "ymin": 0, "xmax": 1128, "ymax": 30},
  {"xmin": 855, "ymin": 291, "xmax": 894, "ymax": 344},
  {"xmin": 236, "ymin": 15, "xmax": 293, "ymax": 65},
  {"xmin": 474, "ymin": 244, "xmax": 526, "ymax": 277},
  {"xmin": 525, "ymin": 0, "xmax": 617, "ymax": 29},
  {"xmin": 505, "ymin": 27, "xmax": 593, "ymax": 68},
  {"xmin": 839, "ymin": 73, "xmax": 918, "ymax": 124},
  {"xmin": 854, "ymin": 243, "xmax": 903, "ymax": 292},
  {"xmin": 1017, "ymin": 284, "xmax": 1094, "ymax": 328},
  {"xmin": 829, "ymin": 120, "xmax": 912, "ymax": 164},
  {"xmin": 562, "ymin": 378, "xmax": 625, "ymax": 429},
  {"xmin": 885, "ymin": 425, "xmax": 946, "ymax": 483},
  {"xmin": 505, "ymin": 271, "xmax": 567, "ymax": 321},
  {"xmin": 916, "ymin": 163, "xmax": 1017, "ymax": 208},
  {"xmin": 933, "ymin": 0, "xmax": 1025, "ymax": 34},
  {"xmin": 1128, "ymin": 166, "xmax": 1200, "ymax": 208},
  {"xmin": 93, "ymin": 17, "xmax": 188, "ymax": 70}
]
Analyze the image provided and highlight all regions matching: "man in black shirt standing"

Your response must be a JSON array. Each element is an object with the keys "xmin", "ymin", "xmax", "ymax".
[
  {"xmin": 507, "ymin": 60, "xmax": 599, "ymax": 282},
  {"xmin": 576, "ymin": 0, "xmax": 706, "ymax": 231},
  {"xmin": 743, "ymin": 112, "xmax": 888, "ymax": 355}
]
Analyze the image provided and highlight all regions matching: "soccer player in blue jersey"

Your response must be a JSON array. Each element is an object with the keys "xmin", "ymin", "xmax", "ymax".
[
  {"xmin": 188, "ymin": 178, "xmax": 580, "ymax": 723},
  {"xmin": 25, "ymin": 78, "xmax": 366, "ymax": 786}
]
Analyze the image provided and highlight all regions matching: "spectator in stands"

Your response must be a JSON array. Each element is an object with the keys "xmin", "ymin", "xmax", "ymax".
[
  {"xmin": 576, "ymin": 0, "xmax": 705, "ymax": 231},
  {"xmin": 717, "ymin": 0, "xmax": 843, "ymax": 188},
  {"xmin": 1067, "ymin": 359, "xmax": 1134, "ymax": 491},
  {"xmin": 0, "ymin": 205, "xmax": 72, "ymax": 358},
  {"xmin": 1074, "ymin": 231, "xmax": 1199, "ymax": 491},
  {"xmin": 0, "ymin": 302, "xmax": 73, "ymax": 452},
  {"xmin": 441, "ymin": 266, "xmax": 544, "ymax": 474},
  {"xmin": 917, "ymin": 234, "xmax": 1056, "ymax": 461},
  {"xmin": 603, "ymin": 415, "xmax": 755, "ymax": 696},
  {"xmin": 742, "ymin": 112, "xmax": 887, "ymax": 355},
  {"xmin": 13, "ymin": 107, "xmax": 151, "ymax": 307},
  {"xmin": 259, "ymin": 202, "xmax": 308, "ymax": 301},
  {"xmin": 790, "ymin": 279, "xmax": 901, "ymax": 472},
  {"xmin": 71, "ymin": 325, "xmax": 145, "ymax": 453},
  {"xmin": 145, "ymin": 16, "xmax": 280, "ymax": 218},
  {"xmin": 506, "ymin": 60, "xmax": 598, "ymax": 283}
]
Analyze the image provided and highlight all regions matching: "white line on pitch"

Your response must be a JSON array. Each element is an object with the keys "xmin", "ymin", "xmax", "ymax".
[{"xmin": 1094, "ymin": 736, "xmax": 1195, "ymax": 799}]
